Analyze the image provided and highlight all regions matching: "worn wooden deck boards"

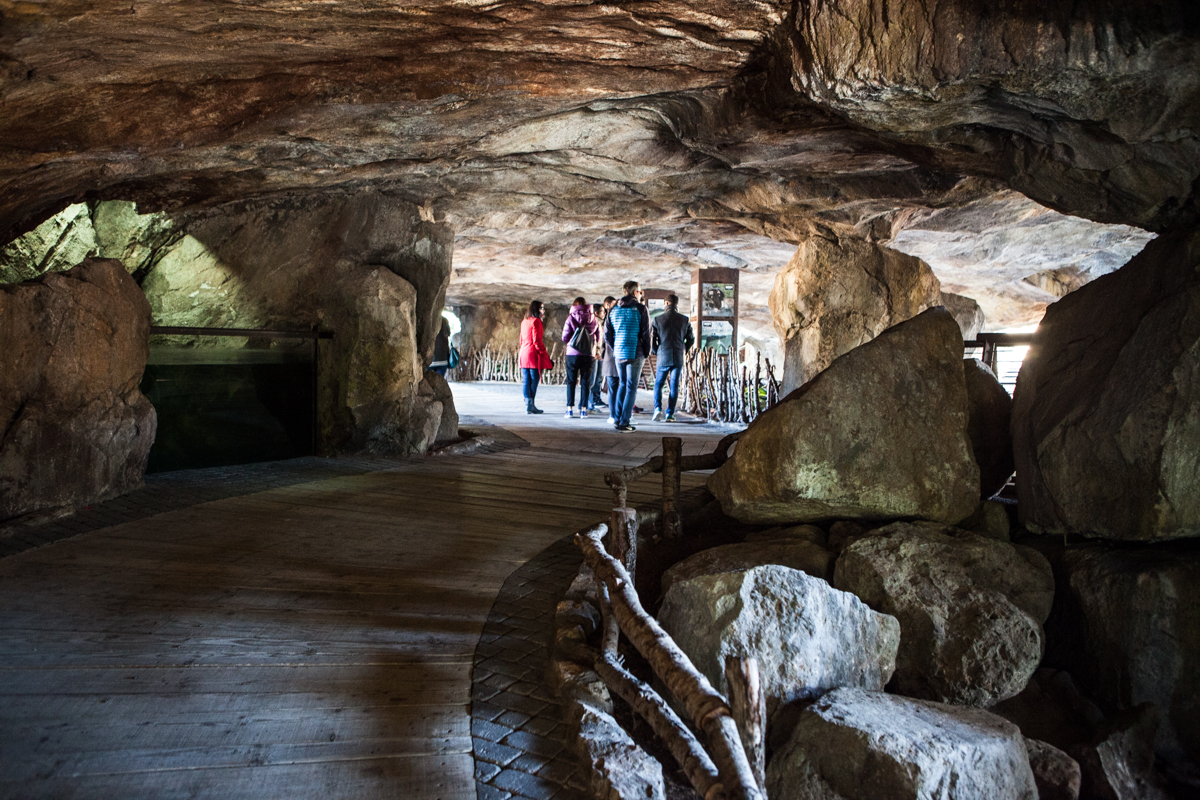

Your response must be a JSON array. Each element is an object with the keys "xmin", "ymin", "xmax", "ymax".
[{"xmin": 0, "ymin": 383, "xmax": 730, "ymax": 799}]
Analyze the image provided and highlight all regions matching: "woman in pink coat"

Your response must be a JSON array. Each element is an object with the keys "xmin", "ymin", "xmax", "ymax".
[{"xmin": 518, "ymin": 300, "xmax": 553, "ymax": 414}]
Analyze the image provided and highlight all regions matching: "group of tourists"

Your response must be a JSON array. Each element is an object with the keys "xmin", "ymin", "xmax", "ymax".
[{"xmin": 518, "ymin": 280, "xmax": 694, "ymax": 432}]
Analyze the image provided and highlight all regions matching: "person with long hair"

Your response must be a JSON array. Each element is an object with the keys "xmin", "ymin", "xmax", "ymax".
[
  {"xmin": 561, "ymin": 296, "xmax": 599, "ymax": 418},
  {"xmin": 518, "ymin": 300, "xmax": 553, "ymax": 414}
]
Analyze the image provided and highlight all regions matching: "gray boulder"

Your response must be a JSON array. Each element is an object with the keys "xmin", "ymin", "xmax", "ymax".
[
  {"xmin": 1024, "ymin": 738, "xmax": 1081, "ymax": 800},
  {"xmin": 943, "ymin": 292, "xmax": 986, "ymax": 340},
  {"xmin": 964, "ymin": 358, "xmax": 1014, "ymax": 499},
  {"xmin": 1012, "ymin": 227, "xmax": 1200, "ymax": 541},
  {"xmin": 834, "ymin": 522, "xmax": 1054, "ymax": 707},
  {"xmin": 659, "ymin": 540, "xmax": 834, "ymax": 597},
  {"xmin": 1070, "ymin": 704, "xmax": 1169, "ymax": 800},
  {"xmin": 766, "ymin": 687, "xmax": 1038, "ymax": 800},
  {"xmin": 1041, "ymin": 541, "xmax": 1200, "ymax": 771},
  {"xmin": 658, "ymin": 565, "xmax": 899, "ymax": 712},
  {"xmin": 709, "ymin": 307, "xmax": 980, "ymax": 525},
  {"xmin": 1, "ymin": 259, "xmax": 156, "ymax": 522},
  {"xmin": 576, "ymin": 705, "xmax": 664, "ymax": 800}
]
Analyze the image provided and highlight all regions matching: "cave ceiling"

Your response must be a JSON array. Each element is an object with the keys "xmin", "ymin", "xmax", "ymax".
[{"xmin": 2, "ymin": 0, "xmax": 1196, "ymax": 337}]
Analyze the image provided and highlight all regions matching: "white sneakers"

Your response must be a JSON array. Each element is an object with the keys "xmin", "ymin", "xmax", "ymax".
[{"xmin": 651, "ymin": 409, "xmax": 663, "ymax": 421}]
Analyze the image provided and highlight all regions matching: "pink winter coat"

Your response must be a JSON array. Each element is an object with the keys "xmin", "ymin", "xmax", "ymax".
[{"xmin": 519, "ymin": 317, "xmax": 553, "ymax": 370}]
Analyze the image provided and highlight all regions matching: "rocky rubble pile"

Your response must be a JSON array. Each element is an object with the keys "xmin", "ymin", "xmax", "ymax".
[{"xmin": 553, "ymin": 280, "xmax": 1197, "ymax": 799}]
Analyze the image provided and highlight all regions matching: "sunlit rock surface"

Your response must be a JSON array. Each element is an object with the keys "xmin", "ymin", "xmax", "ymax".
[{"xmin": 709, "ymin": 308, "xmax": 979, "ymax": 524}]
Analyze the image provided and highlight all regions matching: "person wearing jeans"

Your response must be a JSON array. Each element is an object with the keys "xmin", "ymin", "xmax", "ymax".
[
  {"xmin": 605, "ymin": 281, "xmax": 650, "ymax": 432},
  {"xmin": 650, "ymin": 294, "xmax": 694, "ymax": 421},
  {"xmin": 561, "ymin": 297, "xmax": 599, "ymax": 417},
  {"xmin": 518, "ymin": 299, "xmax": 552, "ymax": 414}
]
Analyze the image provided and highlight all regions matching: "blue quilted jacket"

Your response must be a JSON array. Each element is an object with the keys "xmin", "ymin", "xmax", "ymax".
[{"xmin": 605, "ymin": 295, "xmax": 650, "ymax": 361}]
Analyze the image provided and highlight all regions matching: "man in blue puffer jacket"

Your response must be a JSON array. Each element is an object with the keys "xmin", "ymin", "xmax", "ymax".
[{"xmin": 605, "ymin": 280, "xmax": 651, "ymax": 432}]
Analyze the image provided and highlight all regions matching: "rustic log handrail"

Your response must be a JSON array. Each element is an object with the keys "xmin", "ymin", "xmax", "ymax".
[
  {"xmin": 603, "ymin": 430, "xmax": 741, "ymax": 509},
  {"xmin": 575, "ymin": 526, "xmax": 765, "ymax": 800},
  {"xmin": 150, "ymin": 325, "xmax": 334, "ymax": 339},
  {"xmin": 595, "ymin": 652, "xmax": 724, "ymax": 800}
]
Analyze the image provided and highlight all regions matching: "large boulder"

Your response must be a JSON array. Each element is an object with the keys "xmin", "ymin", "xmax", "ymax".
[
  {"xmin": 0, "ymin": 259, "xmax": 156, "ymax": 521},
  {"xmin": 1040, "ymin": 540, "xmax": 1200, "ymax": 771},
  {"xmin": 658, "ymin": 565, "xmax": 899, "ymax": 712},
  {"xmin": 1012, "ymin": 228, "xmax": 1200, "ymax": 541},
  {"xmin": 1023, "ymin": 738, "xmax": 1081, "ymax": 800},
  {"xmin": 766, "ymin": 687, "xmax": 1038, "ymax": 800},
  {"xmin": 659, "ymin": 540, "xmax": 834, "ymax": 597},
  {"xmin": 834, "ymin": 522, "xmax": 1054, "ymax": 707},
  {"xmin": 769, "ymin": 234, "xmax": 942, "ymax": 393},
  {"xmin": 708, "ymin": 307, "xmax": 979, "ymax": 524},
  {"xmin": 1071, "ymin": 704, "xmax": 1170, "ymax": 800},
  {"xmin": 318, "ymin": 264, "xmax": 432, "ymax": 455},
  {"xmin": 964, "ymin": 359, "xmax": 1015, "ymax": 499},
  {"xmin": 943, "ymin": 292, "xmax": 986, "ymax": 340}
]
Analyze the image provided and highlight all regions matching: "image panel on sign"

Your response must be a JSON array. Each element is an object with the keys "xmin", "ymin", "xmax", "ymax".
[
  {"xmin": 701, "ymin": 319, "xmax": 734, "ymax": 353},
  {"xmin": 701, "ymin": 283, "xmax": 735, "ymax": 317}
]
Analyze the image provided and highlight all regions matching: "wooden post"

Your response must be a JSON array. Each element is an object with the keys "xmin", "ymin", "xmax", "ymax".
[
  {"xmin": 724, "ymin": 656, "xmax": 766, "ymax": 791},
  {"xmin": 662, "ymin": 437, "xmax": 683, "ymax": 539},
  {"xmin": 609, "ymin": 506, "xmax": 638, "ymax": 581}
]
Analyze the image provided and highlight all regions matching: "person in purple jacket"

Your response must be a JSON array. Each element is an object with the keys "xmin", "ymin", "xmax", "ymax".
[{"xmin": 561, "ymin": 297, "xmax": 600, "ymax": 418}]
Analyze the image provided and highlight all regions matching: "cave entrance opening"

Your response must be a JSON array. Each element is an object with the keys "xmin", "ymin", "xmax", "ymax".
[{"xmin": 142, "ymin": 326, "xmax": 330, "ymax": 473}]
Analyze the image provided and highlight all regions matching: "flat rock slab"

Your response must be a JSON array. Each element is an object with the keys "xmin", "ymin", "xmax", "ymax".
[
  {"xmin": 659, "ymin": 565, "xmax": 899, "ymax": 711},
  {"xmin": 709, "ymin": 307, "xmax": 979, "ymax": 525},
  {"xmin": 766, "ymin": 687, "xmax": 1038, "ymax": 800},
  {"xmin": 834, "ymin": 522, "xmax": 1053, "ymax": 707}
]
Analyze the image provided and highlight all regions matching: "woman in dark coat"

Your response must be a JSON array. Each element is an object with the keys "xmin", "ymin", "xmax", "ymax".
[{"xmin": 561, "ymin": 297, "xmax": 599, "ymax": 418}]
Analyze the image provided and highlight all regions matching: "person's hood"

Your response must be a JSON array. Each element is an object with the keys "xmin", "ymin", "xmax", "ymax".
[
  {"xmin": 569, "ymin": 304, "xmax": 594, "ymax": 323},
  {"xmin": 616, "ymin": 295, "xmax": 641, "ymax": 309}
]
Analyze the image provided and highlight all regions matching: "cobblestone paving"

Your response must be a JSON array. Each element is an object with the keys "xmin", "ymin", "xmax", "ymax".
[
  {"xmin": 471, "ymin": 535, "xmax": 590, "ymax": 800},
  {"xmin": 0, "ymin": 417, "xmax": 525, "ymax": 560}
]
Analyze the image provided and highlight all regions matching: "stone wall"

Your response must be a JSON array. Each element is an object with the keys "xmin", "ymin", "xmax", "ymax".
[
  {"xmin": 0, "ymin": 259, "xmax": 156, "ymax": 523},
  {"xmin": 2, "ymin": 193, "xmax": 459, "ymax": 459},
  {"xmin": 455, "ymin": 301, "xmax": 570, "ymax": 364}
]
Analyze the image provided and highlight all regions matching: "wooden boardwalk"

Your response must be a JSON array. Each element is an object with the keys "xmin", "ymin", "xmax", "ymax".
[{"xmin": 0, "ymin": 382, "xmax": 729, "ymax": 799}]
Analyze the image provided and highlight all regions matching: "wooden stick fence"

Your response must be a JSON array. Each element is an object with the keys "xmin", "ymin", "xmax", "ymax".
[
  {"xmin": 450, "ymin": 345, "xmax": 567, "ymax": 385},
  {"xmin": 681, "ymin": 351, "xmax": 781, "ymax": 424},
  {"xmin": 569, "ymin": 432, "xmax": 768, "ymax": 800}
]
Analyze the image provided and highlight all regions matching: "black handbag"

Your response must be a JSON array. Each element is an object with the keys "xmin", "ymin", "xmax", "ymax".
[{"xmin": 568, "ymin": 324, "xmax": 591, "ymax": 352}]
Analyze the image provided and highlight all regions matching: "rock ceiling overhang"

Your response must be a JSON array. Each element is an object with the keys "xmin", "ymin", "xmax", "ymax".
[{"xmin": 1, "ymin": 0, "xmax": 1196, "ymax": 333}]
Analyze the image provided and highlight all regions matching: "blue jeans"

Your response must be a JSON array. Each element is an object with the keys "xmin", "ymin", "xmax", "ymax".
[
  {"xmin": 521, "ymin": 368, "xmax": 540, "ymax": 404},
  {"xmin": 606, "ymin": 377, "xmax": 619, "ymax": 415},
  {"xmin": 589, "ymin": 366, "xmax": 605, "ymax": 408},
  {"xmin": 616, "ymin": 358, "xmax": 644, "ymax": 427},
  {"xmin": 654, "ymin": 365, "xmax": 681, "ymax": 415},
  {"xmin": 564, "ymin": 355, "xmax": 593, "ymax": 407},
  {"xmin": 431, "ymin": 365, "xmax": 448, "ymax": 377}
]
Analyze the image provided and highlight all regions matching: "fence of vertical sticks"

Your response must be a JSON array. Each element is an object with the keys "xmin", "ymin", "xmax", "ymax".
[
  {"xmin": 452, "ymin": 346, "xmax": 782, "ymax": 424},
  {"xmin": 571, "ymin": 431, "xmax": 767, "ymax": 800}
]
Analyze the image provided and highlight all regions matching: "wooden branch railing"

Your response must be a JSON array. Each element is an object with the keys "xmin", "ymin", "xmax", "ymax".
[
  {"xmin": 576, "ymin": 526, "xmax": 765, "ymax": 800},
  {"xmin": 571, "ymin": 433, "xmax": 768, "ymax": 800},
  {"xmin": 604, "ymin": 430, "xmax": 741, "ymax": 510}
]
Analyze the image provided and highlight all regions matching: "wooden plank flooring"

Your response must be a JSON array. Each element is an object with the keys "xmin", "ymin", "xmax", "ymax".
[{"xmin": 0, "ymin": 382, "xmax": 728, "ymax": 799}]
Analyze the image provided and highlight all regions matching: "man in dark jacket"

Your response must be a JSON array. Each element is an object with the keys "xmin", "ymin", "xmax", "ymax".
[
  {"xmin": 650, "ymin": 294, "xmax": 694, "ymax": 421},
  {"xmin": 605, "ymin": 281, "xmax": 650, "ymax": 432}
]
